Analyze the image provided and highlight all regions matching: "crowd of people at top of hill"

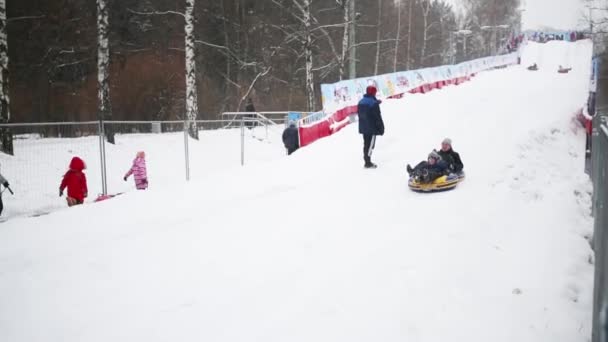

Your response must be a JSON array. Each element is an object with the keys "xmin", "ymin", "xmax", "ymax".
[{"xmin": 528, "ymin": 31, "xmax": 588, "ymax": 44}]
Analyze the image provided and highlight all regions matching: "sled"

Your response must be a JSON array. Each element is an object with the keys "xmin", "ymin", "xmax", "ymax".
[
  {"xmin": 94, "ymin": 192, "xmax": 124, "ymax": 203},
  {"xmin": 408, "ymin": 172, "xmax": 463, "ymax": 193}
]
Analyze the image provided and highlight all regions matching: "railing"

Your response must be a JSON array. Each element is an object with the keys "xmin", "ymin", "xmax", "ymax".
[
  {"xmin": 0, "ymin": 117, "xmax": 284, "ymax": 219},
  {"xmin": 592, "ymin": 114, "xmax": 608, "ymax": 342}
]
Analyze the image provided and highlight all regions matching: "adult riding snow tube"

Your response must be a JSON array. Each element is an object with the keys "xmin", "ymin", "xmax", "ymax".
[{"xmin": 408, "ymin": 172, "xmax": 464, "ymax": 193}]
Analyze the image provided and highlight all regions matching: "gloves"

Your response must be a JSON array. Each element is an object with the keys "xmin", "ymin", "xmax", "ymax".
[
  {"xmin": 2, "ymin": 182, "xmax": 8, "ymax": 188},
  {"xmin": 123, "ymin": 176, "xmax": 127, "ymax": 181},
  {"xmin": 59, "ymin": 189, "xmax": 63, "ymax": 197}
]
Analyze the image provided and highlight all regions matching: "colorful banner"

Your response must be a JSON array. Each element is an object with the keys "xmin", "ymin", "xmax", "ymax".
[{"xmin": 319, "ymin": 52, "xmax": 519, "ymax": 115}]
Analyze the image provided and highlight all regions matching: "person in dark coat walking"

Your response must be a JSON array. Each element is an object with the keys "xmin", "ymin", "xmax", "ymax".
[
  {"xmin": 0, "ymin": 171, "xmax": 10, "ymax": 216},
  {"xmin": 245, "ymin": 98, "xmax": 256, "ymax": 129},
  {"xmin": 282, "ymin": 123, "xmax": 300, "ymax": 155},
  {"xmin": 357, "ymin": 85, "xmax": 384, "ymax": 168},
  {"xmin": 437, "ymin": 138, "xmax": 464, "ymax": 173}
]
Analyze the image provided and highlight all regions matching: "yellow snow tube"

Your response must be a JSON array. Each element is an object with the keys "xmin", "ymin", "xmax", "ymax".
[{"xmin": 408, "ymin": 174, "xmax": 460, "ymax": 193}]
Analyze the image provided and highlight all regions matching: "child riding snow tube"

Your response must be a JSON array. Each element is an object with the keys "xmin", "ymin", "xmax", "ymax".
[{"xmin": 407, "ymin": 151, "xmax": 463, "ymax": 193}]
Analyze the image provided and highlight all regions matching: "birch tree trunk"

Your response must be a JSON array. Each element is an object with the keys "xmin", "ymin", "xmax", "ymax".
[
  {"xmin": 339, "ymin": 0, "xmax": 349, "ymax": 80},
  {"xmin": 0, "ymin": 0, "xmax": 12, "ymax": 155},
  {"xmin": 97, "ymin": 0, "xmax": 114, "ymax": 143},
  {"xmin": 303, "ymin": 0, "xmax": 315, "ymax": 112},
  {"xmin": 374, "ymin": 0, "xmax": 382, "ymax": 75},
  {"xmin": 393, "ymin": 1, "xmax": 401, "ymax": 72},
  {"xmin": 406, "ymin": 0, "xmax": 413, "ymax": 70},
  {"xmin": 420, "ymin": 0, "xmax": 430, "ymax": 67},
  {"xmin": 185, "ymin": 0, "xmax": 199, "ymax": 139}
]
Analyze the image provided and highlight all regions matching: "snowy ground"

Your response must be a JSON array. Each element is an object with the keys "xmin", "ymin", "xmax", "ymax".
[
  {"xmin": 0, "ymin": 125, "xmax": 285, "ymax": 218},
  {"xmin": 0, "ymin": 40, "xmax": 596, "ymax": 342}
]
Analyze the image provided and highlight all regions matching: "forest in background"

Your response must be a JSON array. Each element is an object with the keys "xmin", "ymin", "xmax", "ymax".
[{"xmin": 5, "ymin": 0, "xmax": 522, "ymax": 123}]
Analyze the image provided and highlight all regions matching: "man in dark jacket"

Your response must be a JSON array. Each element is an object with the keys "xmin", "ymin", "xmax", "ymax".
[
  {"xmin": 406, "ymin": 151, "xmax": 450, "ymax": 183},
  {"xmin": 245, "ymin": 98, "xmax": 256, "ymax": 129},
  {"xmin": 0, "ymin": 171, "xmax": 9, "ymax": 216},
  {"xmin": 282, "ymin": 123, "xmax": 299, "ymax": 155},
  {"xmin": 437, "ymin": 138, "xmax": 463, "ymax": 173},
  {"xmin": 357, "ymin": 85, "xmax": 384, "ymax": 168}
]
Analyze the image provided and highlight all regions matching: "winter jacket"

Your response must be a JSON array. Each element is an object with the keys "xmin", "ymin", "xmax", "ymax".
[
  {"xmin": 412, "ymin": 160, "xmax": 450, "ymax": 183},
  {"xmin": 282, "ymin": 125, "xmax": 299, "ymax": 153},
  {"xmin": 357, "ymin": 94, "xmax": 384, "ymax": 136},
  {"xmin": 125, "ymin": 157, "xmax": 148, "ymax": 190},
  {"xmin": 438, "ymin": 149, "xmax": 464, "ymax": 172},
  {"xmin": 60, "ymin": 157, "xmax": 88, "ymax": 202}
]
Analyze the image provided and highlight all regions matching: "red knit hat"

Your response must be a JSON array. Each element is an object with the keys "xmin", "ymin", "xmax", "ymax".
[{"xmin": 366, "ymin": 85, "xmax": 377, "ymax": 96}]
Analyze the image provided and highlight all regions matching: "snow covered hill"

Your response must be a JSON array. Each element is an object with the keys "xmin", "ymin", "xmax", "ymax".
[{"xmin": 0, "ymin": 40, "xmax": 595, "ymax": 342}]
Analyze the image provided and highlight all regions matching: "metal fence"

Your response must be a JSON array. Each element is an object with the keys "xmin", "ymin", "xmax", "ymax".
[
  {"xmin": 592, "ymin": 113, "xmax": 608, "ymax": 342},
  {"xmin": 0, "ymin": 115, "xmax": 286, "ymax": 219}
]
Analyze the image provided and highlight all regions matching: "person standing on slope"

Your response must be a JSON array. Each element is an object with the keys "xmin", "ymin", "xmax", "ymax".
[
  {"xmin": 357, "ymin": 85, "xmax": 384, "ymax": 169},
  {"xmin": 124, "ymin": 151, "xmax": 148, "ymax": 190},
  {"xmin": 59, "ymin": 156, "xmax": 88, "ymax": 207},
  {"xmin": 282, "ymin": 123, "xmax": 300, "ymax": 155},
  {"xmin": 245, "ymin": 98, "xmax": 256, "ymax": 129},
  {"xmin": 0, "ymin": 171, "xmax": 10, "ymax": 215}
]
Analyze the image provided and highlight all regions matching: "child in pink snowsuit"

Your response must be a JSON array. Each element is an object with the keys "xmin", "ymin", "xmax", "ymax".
[{"xmin": 124, "ymin": 151, "xmax": 148, "ymax": 190}]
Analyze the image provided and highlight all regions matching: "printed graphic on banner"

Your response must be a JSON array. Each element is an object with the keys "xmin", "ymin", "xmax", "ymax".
[
  {"xmin": 591, "ymin": 57, "xmax": 599, "ymax": 93},
  {"xmin": 300, "ymin": 111, "xmax": 326, "ymax": 126},
  {"xmin": 319, "ymin": 52, "xmax": 519, "ymax": 113}
]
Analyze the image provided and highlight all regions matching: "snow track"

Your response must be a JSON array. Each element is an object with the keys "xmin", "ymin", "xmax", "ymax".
[{"xmin": 0, "ymin": 40, "xmax": 596, "ymax": 342}]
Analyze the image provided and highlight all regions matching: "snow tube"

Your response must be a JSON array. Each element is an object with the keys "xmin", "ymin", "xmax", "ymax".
[{"xmin": 408, "ymin": 172, "xmax": 463, "ymax": 193}]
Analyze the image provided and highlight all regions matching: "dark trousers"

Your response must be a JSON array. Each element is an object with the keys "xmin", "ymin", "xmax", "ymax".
[
  {"xmin": 362, "ymin": 134, "xmax": 376, "ymax": 164},
  {"xmin": 287, "ymin": 147, "xmax": 298, "ymax": 155}
]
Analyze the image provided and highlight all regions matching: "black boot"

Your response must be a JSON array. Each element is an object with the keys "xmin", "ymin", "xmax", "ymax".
[{"xmin": 364, "ymin": 155, "xmax": 377, "ymax": 169}]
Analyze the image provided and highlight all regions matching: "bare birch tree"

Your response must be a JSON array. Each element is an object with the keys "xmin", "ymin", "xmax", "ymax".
[
  {"xmin": 0, "ymin": 0, "xmax": 12, "ymax": 155},
  {"xmin": 184, "ymin": 0, "xmax": 199, "ymax": 139},
  {"xmin": 97, "ymin": 0, "xmax": 114, "ymax": 143},
  {"xmin": 374, "ymin": 0, "xmax": 382, "ymax": 75},
  {"xmin": 338, "ymin": 0, "xmax": 350, "ymax": 80},
  {"xmin": 393, "ymin": 1, "xmax": 402, "ymax": 72},
  {"xmin": 303, "ymin": 0, "xmax": 315, "ymax": 111},
  {"xmin": 419, "ymin": 0, "xmax": 432, "ymax": 66},
  {"xmin": 406, "ymin": 0, "xmax": 414, "ymax": 69}
]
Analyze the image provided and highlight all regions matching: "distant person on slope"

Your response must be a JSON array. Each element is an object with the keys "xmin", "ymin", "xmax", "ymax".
[
  {"xmin": 282, "ymin": 123, "xmax": 300, "ymax": 155},
  {"xmin": 59, "ymin": 156, "xmax": 88, "ymax": 207},
  {"xmin": 245, "ymin": 98, "xmax": 256, "ymax": 129},
  {"xmin": 124, "ymin": 151, "xmax": 148, "ymax": 190},
  {"xmin": 406, "ymin": 151, "xmax": 449, "ymax": 183},
  {"xmin": 357, "ymin": 85, "xmax": 384, "ymax": 169},
  {"xmin": 0, "ymin": 171, "xmax": 11, "ymax": 215},
  {"xmin": 437, "ymin": 138, "xmax": 464, "ymax": 174}
]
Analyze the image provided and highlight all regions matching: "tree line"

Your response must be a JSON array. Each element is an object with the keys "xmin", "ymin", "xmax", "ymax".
[{"xmin": 0, "ymin": 0, "xmax": 521, "ymax": 151}]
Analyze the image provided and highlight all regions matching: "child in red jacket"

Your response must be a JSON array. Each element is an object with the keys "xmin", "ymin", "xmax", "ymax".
[{"xmin": 59, "ymin": 157, "xmax": 88, "ymax": 207}]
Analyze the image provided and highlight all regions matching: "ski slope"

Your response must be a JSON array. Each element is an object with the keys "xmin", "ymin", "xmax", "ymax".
[{"xmin": 0, "ymin": 40, "xmax": 595, "ymax": 342}]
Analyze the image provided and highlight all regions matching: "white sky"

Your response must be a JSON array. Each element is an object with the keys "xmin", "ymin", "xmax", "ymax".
[
  {"xmin": 443, "ymin": 0, "xmax": 589, "ymax": 31},
  {"xmin": 520, "ymin": 0, "xmax": 588, "ymax": 30}
]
